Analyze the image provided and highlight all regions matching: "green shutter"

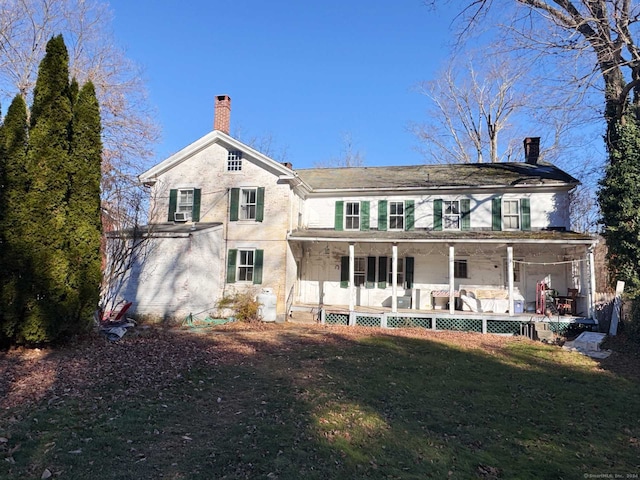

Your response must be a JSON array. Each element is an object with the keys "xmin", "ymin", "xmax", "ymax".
[
  {"xmin": 361, "ymin": 201, "xmax": 370, "ymax": 231},
  {"xmin": 256, "ymin": 187, "xmax": 265, "ymax": 222},
  {"xmin": 192, "ymin": 188, "xmax": 201, "ymax": 222},
  {"xmin": 366, "ymin": 256, "xmax": 376, "ymax": 288},
  {"xmin": 226, "ymin": 249, "xmax": 237, "ymax": 283},
  {"xmin": 405, "ymin": 200, "xmax": 415, "ymax": 231},
  {"xmin": 340, "ymin": 256, "xmax": 349, "ymax": 288},
  {"xmin": 460, "ymin": 198, "xmax": 470, "ymax": 231},
  {"xmin": 405, "ymin": 257, "xmax": 415, "ymax": 289},
  {"xmin": 378, "ymin": 256, "xmax": 388, "ymax": 289},
  {"xmin": 253, "ymin": 249, "xmax": 264, "ymax": 284},
  {"xmin": 520, "ymin": 198, "xmax": 531, "ymax": 231},
  {"xmin": 230, "ymin": 188, "xmax": 240, "ymax": 221},
  {"xmin": 378, "ymin": 200, "xmax": 387, "ymax": 231},
  {"xmin": 335, "ymin": 201, "xmax": 344, "ymax": 231},
  {"xmin": 433, "ymin": 199, "xmax": 443, "ymax": 231},
  {"xmin": 492, "ymin": 197, "xmax": 502, "ymax": 231},
  {"xmin": 168, "ymin": 189, "xmax": 177, "ymax": 222}
]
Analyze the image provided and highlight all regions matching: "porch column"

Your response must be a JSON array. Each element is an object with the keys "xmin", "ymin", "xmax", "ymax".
[
  {"xmin": 391, "ymin": 243, "xmax": 398, "ymax": 313},
  {"xmin": 449, "ymin": 244, "xmax": 455, "ymax": 314},
  {"xmin": 349, "ymin": 243, "xmax": 355, "ymax": 311},
  {"xmin": 588, "ymin": 245, "xmax": 596, "ymax": 319},
  {"xmin": 507, "ymin": 245, "xmax": 514, "ymax": 317}
]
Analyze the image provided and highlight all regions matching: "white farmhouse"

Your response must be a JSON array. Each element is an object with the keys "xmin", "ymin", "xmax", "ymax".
[{"xmin": 114, "ymin": 95, "xmax": 597, "ymax": 328}]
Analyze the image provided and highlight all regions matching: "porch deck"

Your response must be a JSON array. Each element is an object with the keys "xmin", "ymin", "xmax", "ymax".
[{"xmin": 289, "ymin": 303, "xmax": 597, "ymax": 336}]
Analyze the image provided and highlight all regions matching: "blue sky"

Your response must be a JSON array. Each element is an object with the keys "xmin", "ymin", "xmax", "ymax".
[{"xmin": 108, "ymin": 0, "xmax": 457, "ymax": 169}]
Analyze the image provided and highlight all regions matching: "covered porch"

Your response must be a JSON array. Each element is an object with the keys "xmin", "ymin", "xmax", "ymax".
[{"xmin": 287, "ymin": 229, "xmax": 599, "ymax": 324}]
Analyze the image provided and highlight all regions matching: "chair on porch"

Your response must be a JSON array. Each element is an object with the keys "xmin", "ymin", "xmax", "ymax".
[{"xmin": 556, "ymin": 288, "xmax": 578, "ymax": 315}]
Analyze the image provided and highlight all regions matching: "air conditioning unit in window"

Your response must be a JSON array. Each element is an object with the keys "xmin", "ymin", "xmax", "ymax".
[{"xmin": 174, "ymin": 212, "xmax": 189, "ymax": 222}]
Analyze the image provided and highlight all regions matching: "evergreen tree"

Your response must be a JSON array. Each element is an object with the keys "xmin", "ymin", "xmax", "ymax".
[
  {"xmin": 21, "ymin": 34, "xmax": 74, "ymax": 343},
  {"xmin": 68, "ymin": 80, "xmax": 103, "ymax": 325},
  {"xmin": 598, "ymin": 115, "xmax": 640, "ymax": 297},
  {"xmin": 0, "ymin": 95, "xmax": 29, "ymax": 343}
]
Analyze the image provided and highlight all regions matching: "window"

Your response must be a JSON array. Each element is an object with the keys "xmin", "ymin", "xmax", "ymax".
[
  {"xmin": 387, "ymin": 257, "xmax": 405, "ymax": 286},
  {"xmin": 345, "ymin": 202, "xmax": 360, "ymax": 230},
  {"xmin": 226, "ymin": 249, "xmax": 263, "ymax": 284},
  {"xmin": 354, "ymin": 257, "xmax": 366, "ymax": 286},
  {"xmin": 454, "ymin": 259, "xmax": 468, "ymax": 278},
  {"xmin": 227, "ymin": 150, "xmax": 243, "ymax": 171},
  {"xmin": 238, "ymin": 250, "xmax": 254, "ymax": 282},
  {"xmin": 444, "ymin": 200, "xmax": 460, "ymax": 230},
  {"xmin": 503, "ymin": 200, "xmax": 520, "ymax": 230},
  {"xmin": 240, "ymin": 188, "xmax": 257, "ymax": 220},
  {"xmin": 177, "ymin": 189, "xmax": 194, "ymax": 217},
  {"xmin": 389, "ymin": 202, "xmax": 404, "ymax": 230},
  {"xmin": 504, "ymin": 259, "xmax": 522, "ymax": 283}
]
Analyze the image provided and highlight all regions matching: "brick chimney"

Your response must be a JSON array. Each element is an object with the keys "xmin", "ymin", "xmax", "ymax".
[
  {"xmin": 523, "ymin": 137, "xmax": 540, "ymax": 164},
  {"xmin": 214, "ymin": 95, "xmax": 231, "ymax": 134}
]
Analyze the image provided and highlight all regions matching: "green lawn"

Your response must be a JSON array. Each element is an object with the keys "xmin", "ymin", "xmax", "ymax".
[{"xmin": 1, "ymin": 324, "xmax": 639, "ymax": 479}]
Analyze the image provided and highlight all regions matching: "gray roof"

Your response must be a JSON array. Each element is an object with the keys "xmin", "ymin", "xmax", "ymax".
[
  {"xmin": 107, "ymin": 222, "xmax": 222, "ymax": 237},
  {"xmin": 296, "ymin": 162, "xmax": 578, "ymax": 190}
]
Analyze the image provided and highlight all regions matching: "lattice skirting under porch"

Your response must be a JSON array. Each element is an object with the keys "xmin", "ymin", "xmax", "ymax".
[{"xmin": 320, "ymin": 310, "xmax": 575, "ymax": 336}]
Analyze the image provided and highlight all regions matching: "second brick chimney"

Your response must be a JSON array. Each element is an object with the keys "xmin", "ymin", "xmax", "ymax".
[
  {"xmin": 214, "ymin": 95, "xmax": 231, "ymax": 134},
  {"xmin": 523, "ymin": 137, "xmax": 540, "ymax": 164}
]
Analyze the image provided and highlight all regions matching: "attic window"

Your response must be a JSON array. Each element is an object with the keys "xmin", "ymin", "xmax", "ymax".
[{"xmin": 227, "ymin": 150, "xmax": 243, "ymax": 171}]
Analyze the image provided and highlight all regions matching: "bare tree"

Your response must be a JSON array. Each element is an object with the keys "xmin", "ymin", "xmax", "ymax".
[
  {"xmin": 314, "ymin": 132, "xmax": 365, "ymax": 168},
  {"xmin": 0, "ymin": 0, "xmax": 160, "ymax": 228},
  {"xmin": 453, "ymin": 0, "xmax": 640, "ymax": 141},
  {"xmin": 412, "ymin": 47, "xmax": 556, "ymax": 164}
]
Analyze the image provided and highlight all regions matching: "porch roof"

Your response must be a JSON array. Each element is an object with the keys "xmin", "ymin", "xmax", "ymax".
[{"xmin": 288, "ymin": 228, "xmax": 596, "ymax": 245}]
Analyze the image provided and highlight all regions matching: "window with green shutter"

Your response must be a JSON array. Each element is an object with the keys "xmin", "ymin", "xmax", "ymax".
[
  {"xmin": 226, "ymin": 249, "xmax": 237, "ymax": 283},
  {"xmin": 492, "ymin": 197, "xmax": 502, "ymax": 231},
  {"xmin": 340, "ymin": 256, "xmax": 349, "ymax": 288},
  {"xmin": 360, "ymin": 201, "xmax": 370, "ymax": 231},
  {"xmin": 378, "ymin": 200, "xmax": 387, "ymax": 231},
  {"xmin": 460, "ymin": 198, "xmax": 470, "ymax": 231},
  {"xmin": 169, "ymin": 188, "xmax": 201, "ymax": 222},
  {"xmin": 433, "ymin": 199, "xmax": 443, "ymax": 231},
  {"xmin": 378, "ymin": 256, "xmax": 387, "ymax": 288},
  {"xmin": 230, "ymin": 188, "xmax": 240, "ymax": 221},
  {"xmin": 366, "ymin": 256, "xmax": 376, "ymax": 288},
  {"xmin": 520, "ymin": 198, "xmax": 531, "ymax": 231},
  {"xmin": 405, "ymin": 200, "xmax": 415, "ymax": 231},
  {"xmin": 253, "ymin": 250, "xmax": 264, "ymax": 284},
  {"xmin": 335, "ymin": 201, "xmax": 344, "ymax": 231},
  {"xmin": 168, "ymin": 189, "xmax": 177, "ymax": 222}
]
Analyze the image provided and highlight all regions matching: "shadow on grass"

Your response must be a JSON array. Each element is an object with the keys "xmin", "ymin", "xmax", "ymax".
[{"xmin": 1, "ymin": 325, "xmax": 639, "ymax": 479}]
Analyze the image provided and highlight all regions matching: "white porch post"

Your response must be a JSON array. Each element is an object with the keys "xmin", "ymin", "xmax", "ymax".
[
  {"xmin": 392, "ymin": 243, "xmax": 398, "ymax": 313},
  {"xmin": 449, "ymin": 244, "xmax": 455, "ymax": 314},
  {"xmin": 507, "ymin": 245, "xmax": 514, "ymax": 317},
  {"xmin": 588, "ymin": 245, "xmax": 596, "ymax": 319},
  {"xmin": 349, "ymin": 243, "xmax": 355, "ymax": 311}
]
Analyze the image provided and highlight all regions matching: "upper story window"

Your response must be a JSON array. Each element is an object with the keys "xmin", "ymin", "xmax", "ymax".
[
  {"xmin": 240, "ymin": 188, "xmax": 257, "ymax": 220},
  {"xmin": 389, "ymin": 202, "xmax": 404, "ymax": 230},
  {"xmin": 503, "ymin": 200, "xmax": 520, "ymax": 230},
  {"xmin": 492, "ymin": 197, "xmax": 530, "ymax": 231},
  {"xmin": 443, "ymin": 200, "xmax": 460, "ymax": 230},
  {"xmin": 177, "ymin": 189, "xmax": 194, "ymax": 217},
  {"xmin": 227, "ymin": 150, "xmax": 243, "ymax": 172},
  {"xmin": 345, "ymin": 202, "xmax": 360, "ymax": 230},
  {"xmin": 335, "ymin": 200, "xmax": 370, "ymax": 231},
  {"xmin": 229, "ymin": 187, "xmax": 265, "ymax": 222},
  {"xmin": 168, "ymin": 188, "xmax": 201, "ymax": 222},
  {"xmin": 433, "ymin": 198, "xmax": 469, "ymax": 231}
]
